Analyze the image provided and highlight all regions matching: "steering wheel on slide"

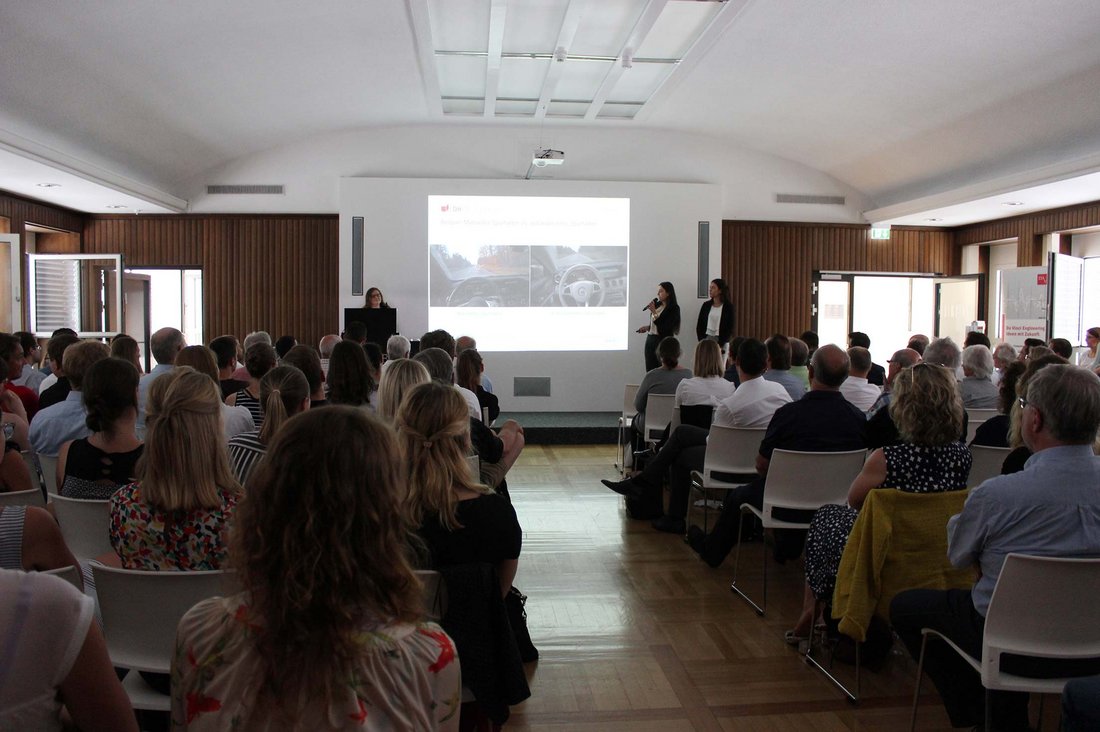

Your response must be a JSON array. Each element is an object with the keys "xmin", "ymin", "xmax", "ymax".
[{"xmin": 556, "ymin": 264, "xmax": 606, "ymax": 307}]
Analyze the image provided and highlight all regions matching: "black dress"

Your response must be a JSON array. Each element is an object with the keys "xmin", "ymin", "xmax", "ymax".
[
  {"xmin": 418, "ymin": 493, "xmax": 521, "ymax": 569},
  {"xmin": 60, "ymin": 439, "xmax": 144, "ymax": 499}
]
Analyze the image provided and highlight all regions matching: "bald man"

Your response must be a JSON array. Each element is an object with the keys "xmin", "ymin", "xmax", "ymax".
[{"xmin": 687, "ymin": 344, "xmax": 867, "ymax": 568}]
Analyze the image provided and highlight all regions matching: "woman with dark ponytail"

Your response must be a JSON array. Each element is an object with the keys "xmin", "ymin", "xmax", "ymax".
[
  {"xmin": 227, "ymin": 365, "xmax": 310, "ymax": 485},
  {"xmin": 57, "ymin": 357, "xmax": 143, "ymax": 499}
]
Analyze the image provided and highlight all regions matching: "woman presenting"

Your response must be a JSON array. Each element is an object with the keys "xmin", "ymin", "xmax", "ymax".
[
  {"xmin": 695, "ymin": 277, "xmax": 733, "ymax": 357},
  {"xmin": 636, "ymin": 282, "xmax": 681, "ymax": 372}
]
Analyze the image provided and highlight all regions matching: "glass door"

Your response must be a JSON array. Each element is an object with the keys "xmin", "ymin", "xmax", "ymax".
[{"xmin": 934, "ymin": 276, "xmax": 982, "ymax": 344}]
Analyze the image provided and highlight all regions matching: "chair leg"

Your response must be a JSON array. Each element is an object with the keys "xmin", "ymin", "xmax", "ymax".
[
  {"xmin": 910, "ymin": 633, "xmax": 928, "ymax": 732},
  {"xmin": 802, "ymin": 626, "xmax": 860, "ymax": 703},
  {"xmin": 730, "ymin": 509, "xmax": 766, "ymax": 616}
]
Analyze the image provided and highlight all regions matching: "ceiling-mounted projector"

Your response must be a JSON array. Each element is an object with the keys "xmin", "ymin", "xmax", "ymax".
[{"xmin": 532, "ymin": 149, "xmax": 565, "ymax": 167}]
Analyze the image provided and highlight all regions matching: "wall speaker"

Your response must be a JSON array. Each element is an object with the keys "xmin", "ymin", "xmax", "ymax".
[
  {"xmin": 351, "ymin": 216, "xmax": 364, "ymax": 296},
  {"xmin": 697, "ymin": 221, "xmax": 710, "ymax": 298}
]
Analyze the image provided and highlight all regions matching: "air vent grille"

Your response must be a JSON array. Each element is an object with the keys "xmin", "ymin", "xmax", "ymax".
[
  {"xmin": 206, "ymin": 184, "xmax": 285, "ymax": 195},
  {"xmin": 776, "ymin": 193, "xmax": 846, "ymax": 205}
]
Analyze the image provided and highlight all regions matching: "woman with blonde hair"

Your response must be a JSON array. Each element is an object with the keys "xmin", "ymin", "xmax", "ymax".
[
  {"xmin": 227, "ymin": 365, "xmax": 310, "ymax": 484},
  {"xmin": 175, "ymin": 344, "xmax": 254, "ymax": 441},
  {"xmin": 172, "ymin": 407, "xmax": 459, "ymax": 730},
  {"xmin": 789, "ymin": 363, "xmax": 971, "ymax": 646},
  {"xmin": 109, "ymin": 367, "xmax": 242, "ymax": 570},
  {"xmin": 674, "ymin": 338, "xmax": 734, "ymax": 408},
  {"xmin": 377, "ymin": 358, "xmax": 430, "ymax": 421}
]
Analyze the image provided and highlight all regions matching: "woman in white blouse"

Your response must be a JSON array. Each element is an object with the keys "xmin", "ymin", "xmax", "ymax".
[{"xmin": 675, "ymin": 339, "xmax": 734, "ymax": 409}]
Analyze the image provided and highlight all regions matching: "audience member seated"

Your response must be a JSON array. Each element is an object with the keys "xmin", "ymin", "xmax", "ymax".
[
  {"xmin": 1082, "ymin": 326, "xmax": 1100, "ymax": 373},
  {"xmin": 800, "ymin": 330, "xmax": 819, "ymax": 359},
  {"xmin": 962, "ymin": 331, "xmax": 991, "ymax": 349},
  {"xmin": 457, "ymin": 335, "xmax": 494, "ymax": 393},
  {"xmin": 36, "ymin": 333, "xmax": 80, "ymax": 408},
  {"xmin": 30, "ymin": 340, "xmax": 110, "ymax": 457},
  {"xmin": 280, "ymin": 344, "xmax": 327, "ymax": 408},
  {"xmin": 397, "ymin": 382, "xmax": 523, "ymax": 728},
  {"xmin": 364, "ymin": 342, "xmax": 384, "ymax": 406},
  {"xmin": 227, "ymin": 342, "xmax": 277, "ymax": 428},
  {"xmin": 208, "ymin": 335, "xmax": 247, "ymax": 400},
  {"xmin": 274, "ymin": 334, "xmax": 296, "ymax": 361},
  {"xmin": 415, "ymin": 349, "xmax": 524, "ymax": 491},
  {"xmin": 0, "ymin": 501, "xmax": 81, "ymax": 577},
  {"xmin": 923, "ymin": 336, "xmax": 961, "ymax": 378},
  {"xmin": 12, "ymin": 331, "xmax": 45, "ymax": 392},
  {"xmin": 990, "ymin": 341, "xmax": 1017, "ymax": 385},
  {"xmin": 172, "ymin": 407, "xmax": 460, "ymax": 730},
  {"xmin": 58, "ymin": 357, "xmax": 143, "ymax": 499},
  {"xmin": 863, "ymin": 348, "xmax": 923, "ymax": 449},
  {"xmin": 228, "ymin": 365, "xmax": 310, "ymax": 485},
  {"xmin": 1, "ymin": 437, "xmax": 33, "ymax": 493},
  {"xmin": 175, "ymin": 345, "xmax": 254, "ymax": 442},
  {"xmin": 762, "ymin": 334, "xmax": 808, "ymax": 401},
  {"xmin": 791, "ymin": 363, "xmax": 970, "ymax": 644},
  {"xmin": 109, "ymin": 367, "xmax": 242, "ymax": 570},
  {"xmin": 998, "ymin": 353, "xmax": 1069, "ymax": 474},
  {"xmin": 109, "ymin": 333, "xmax": 143, "ymax": 373},
  {"xmin": 891, "ymin": 364, "xmax": 1100, "ymax": 732},
  {"xmin": 848, "ymin": 331, "xmax": 886, "ymax": 386},
  {"xmin": 317, "ymin": 333, "xmax": 340, "ymax": 381},
  {"xmin": 456, "ymin": 348, "xmax": 499, "ymax": 423},
  {"xmin": 907, "ymin": 333, "xmax": 929, "ymax": 356},
  {"xmin": 1, "ymin": 332, "xmax": 40, "ymax": 419},
  {"xmin": 789, "ymin": 337, "xmax": 810, "ymax": 389},
  {"xmin": 839, "ymin": 346, "xmax": 881, "ymax": 412},
  {"xmin": 326, "ymin": 339, "xmax": 375, "ymax": 412},
  {"xmin": 384, "ymin": 333, "xmax": 412, "ymax": 371},
  {"xmin": 604, "ymin": 339, "xmax": 788, "ymax": 535},
  {"xmin": 1048, "ymin": 336, "xmax": 1074, "ymax": 360},
  {"xmin": 231, "ymin": 330, "xmax": 271, "ymax": 381},
  {"xmin": 422, "ymin": 329, "xmax": 481, "ymax": 420},
  {"xmin": 0, "ymin": 568, "xmax": 136, "ymax": 731},
  {"xmin": 723, "ymin": 336, "xmax": 746, "ymax": 386},
  {"xmin": 632, "ymin": 336, "xmax": 691, "ymax": 447},
  {"xmin": 970, "ymin": 360, "xmax": 1026, "ymax": 448},
  {"xmin": 686, "ymin": 345, "xmax": 866, "ymax": 568},
  {"xmin": 960, "ymin": 344, "xmax": 998, "ymax": 408},
  {"xmin": 377, "ymin": 358, "xmax": 430, "ymax": 421},
  {"xmin": 341, "ymin": 321, "xmax": 367, "ymax": 346},
  {"xmin": 1019, "ymin": 337, "xmax": 1045, "ymax": 361},
  {"xmin": 674, "ymin": 339, "xmax": 734, "ymax": 409}
]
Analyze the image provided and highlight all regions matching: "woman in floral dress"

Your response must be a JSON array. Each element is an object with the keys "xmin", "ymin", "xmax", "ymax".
[{"xmin": 171, "ymin": 406, "xmax": 460, "ymax": 730}]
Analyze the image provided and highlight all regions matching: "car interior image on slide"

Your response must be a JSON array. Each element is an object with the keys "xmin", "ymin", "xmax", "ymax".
[{"xmin": 430, "ymin": 244, "xmax": 627, "ymax": 308}]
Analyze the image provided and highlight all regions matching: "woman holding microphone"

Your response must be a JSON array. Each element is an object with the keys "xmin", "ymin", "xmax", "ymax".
[{"xmin": 637, "ymin": 282, "xmax": 681, "ymax": 372}]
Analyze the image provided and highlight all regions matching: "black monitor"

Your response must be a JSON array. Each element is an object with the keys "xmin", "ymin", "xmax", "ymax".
[{"xmin": 343, "ymin": 307, "xmax": 397, "ymax": 348}]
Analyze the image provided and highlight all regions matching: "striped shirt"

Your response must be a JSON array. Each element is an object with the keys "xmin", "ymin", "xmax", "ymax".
[
  {"xmin": 233, "ymin": 388, "xmax": 264, "ymax": 430},
  {"xmin": 227, "ymin": 430, "xmax": 266, "ymax": 486},
  {"xmin": 0, "ymin": 506, "xmax": 26, "ymax": 569}
]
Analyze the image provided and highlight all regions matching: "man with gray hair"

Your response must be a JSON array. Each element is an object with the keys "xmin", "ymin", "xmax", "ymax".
[
  {"xmin": 318, "ymin": 334, "xmax": 340, "ymax": 382},
  {"xmin": 839, "ymin": 346, "xmax": 881, "ymax": 412},
  {"xmin": 960, "ymin": 344, "xmax": 998, "ymax": 408},
  {"xmin": 923, "ymin": 336, "xmax": 961, "ymax": 371},
  {"xmin": 991, "ymin": 342, "xmax": 1017, "ymax": 385},
  {"xmin": 892, "ymin": 365, "xmax": 1100, "ymax": 731},
  {"xmin": 232, "ymin": 330, "xmax": 273, "ymax": 381},
  {"xmin": 383, "ymin": 335, "xmax": 411, "ymax": 374},
  {"xmin": 137, "ymin": 326, "xmax": 185, "ymax": 435}
]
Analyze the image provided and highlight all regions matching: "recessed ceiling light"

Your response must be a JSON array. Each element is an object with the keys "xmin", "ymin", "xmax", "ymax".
[
  {"xmin": 925, "ymin": 217, "xmax": 943, "ymax": 222},
  {"xmin": 36, "ymin": 183, "xmax": 61, "ymax": 188},
  {"xmin": 104, "ymin": 204, "xmax": 127, "ymax": 209},
  {"xmin": 1002, "ymin": 201, "xmax": 1024, "ymax": 207}
]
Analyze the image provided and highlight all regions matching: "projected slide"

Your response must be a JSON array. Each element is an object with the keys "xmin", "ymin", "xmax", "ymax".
[{"xmin": 428, "ymin": 196, "xmax": 629, "ymax": 352}]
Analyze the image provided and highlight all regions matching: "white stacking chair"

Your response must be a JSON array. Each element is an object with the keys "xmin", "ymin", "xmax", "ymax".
[
  {"xmin": 37, "ymin": 453, "xmax": 59, "ymax": 496},
  {"xmin": 92, "ymin": 565, "xmax": 234, "ymax": 711},
  {"xmin": 416, "ymin": 569, "xmax": 447, "ymax": 622},
  {"xmin": 0, "ymin": 487, "xmax": 45, "ymax": 507},
  {"xmin": 465, "ymin": 454, "xmax": 481, "ymax": 483},
  {"xmin": 41, "ymin": 564, "xmax": 82, "ymax": 590},
  {"xmin": 50, "ymin": 494, "xmax": 112, "ymax": 560},
  {"xmin": 964, "ymin": 409, "xmax": 998, "ymax": 444},
  {"xmin": 642, "ymin": 393, "xmax": 676, "ymax": 447},
  {"xmin": 20, "ymin": 451, "xmax": 46, "ymax": 496},
  {"xmin": 730, "ymin": 448, "xmax": 867, "ymax": 616},
  {"xmin": 616, "ymin": 383, "xmax": 640, "ymax": 474},
  {"xmin": 910, "ymin": 554, "xmax": 1100, "ymax": 731},
  {"xmin": 968, "ymin": 445, "xmax": 1011, "ymax": 487},
  {"xmin": 689, "ymin": 426, "xmax": 766, "ymax": 534}
]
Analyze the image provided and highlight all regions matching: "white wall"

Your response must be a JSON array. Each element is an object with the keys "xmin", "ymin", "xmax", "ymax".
[
  {"xmin": 339, "ymin": 178, "xmax": 721, "ymax": 412},
  {"xmin": 186, "ymin": 124, "xmax": 870, "ymax": 223},
  {"xmin": 1072, "ymin": 231, "xmax": 1100, "ymax": 258}
]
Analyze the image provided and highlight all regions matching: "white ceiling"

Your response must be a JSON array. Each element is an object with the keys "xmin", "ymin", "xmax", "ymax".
[{"xmin": 3, "ymin": 0, "xmax": 1100, "ymax": 223}]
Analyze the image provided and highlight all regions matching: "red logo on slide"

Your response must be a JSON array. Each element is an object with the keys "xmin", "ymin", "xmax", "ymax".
[
  {"xmin": 1037, "ymin": 273, "xmax": 1047, "ymax": 285},
  {"xmin": 441, "ymin": 205, "xmax": 449, "ymax": 212}
]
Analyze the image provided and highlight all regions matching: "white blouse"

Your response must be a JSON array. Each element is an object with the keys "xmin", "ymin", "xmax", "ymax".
[
  {"xmin": 705, "ymin": 303, "xmax": 724, "ymax": 336},
  {"xmin": 675, "ymin": 375, "xmax": 736, "ymax": 407}
]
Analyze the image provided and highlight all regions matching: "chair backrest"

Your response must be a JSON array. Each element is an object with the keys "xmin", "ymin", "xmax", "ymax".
[
  {"xmin": 92, "ymin": 565, "xmax": 234, "ymax": 673},
  {"xmin": 964, "ymin": 409, "xmax": 998, "ymax": 443},
  {"xmin": 701, "ymin": 425, "xmax": 766, "ymax": 480},
  {"xmin": 623, "ymin": 384, "xmax": 640, "ymax": 418},
  {"xmin": 760, "ymin": 448, "xmax": 866, "ymax": 522},
  {"xmin": 982, "ymin": 554, "xmax": 1100, "ymax": 690},
  {"xmin": 644, "ymin": 393, "xmax": 676, "ymax": 442},
  {"xmin": 50, "ymin": 494, "xmax": 112, "ymax": 559},
  {"xmin": 679, "ymin": 404, "xmax": 714, "ymax": 430},
  {"xmin": 416, "ymin": 569, "xmax": 447, "ymax": 622},
  {"xmin": 0, "ymin": 487, "xmax": 45, "ymax": 507},
  {"xmin": 968, "ymin": 445, "xmax": 1011, "ymax": 487},
  {"xmin": 465, "ymin": 454, "xmax": 480, "ymax": 483},
  {"xmin": 20, "ymin": 451, "xmax": 45, "ymax": 495},
  {"xmin": 40, "ymin": 564, "xmax": 82, "ymax": 590},
  {"xmin": 37, "ymin": 453, "xmax": 59, "ymax": 496}
]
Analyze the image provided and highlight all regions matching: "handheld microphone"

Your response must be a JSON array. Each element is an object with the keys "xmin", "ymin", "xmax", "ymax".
[{"xmin": 641, "ymin": 298, "xmax": 659, "ymax": 312}]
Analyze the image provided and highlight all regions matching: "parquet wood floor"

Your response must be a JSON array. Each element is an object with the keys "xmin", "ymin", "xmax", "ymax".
[{"xmin": 503, "ymin": 445, "xmax": 1058, "ymax": 731}]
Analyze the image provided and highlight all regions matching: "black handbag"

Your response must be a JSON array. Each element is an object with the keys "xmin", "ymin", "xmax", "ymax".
[{"xmin": 505, "ymin": 586, "xmax": 539, "ymax": 663}]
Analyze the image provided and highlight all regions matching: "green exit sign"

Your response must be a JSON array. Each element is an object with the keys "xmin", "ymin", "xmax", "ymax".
[{"xmin": 870, "ymin": 227, "xmax": 891, "ymax": 240}]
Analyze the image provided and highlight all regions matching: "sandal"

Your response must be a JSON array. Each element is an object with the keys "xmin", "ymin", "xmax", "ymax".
[{"xmin": 784, "ymin": 629, "xmax": 810, "ymax": 646}]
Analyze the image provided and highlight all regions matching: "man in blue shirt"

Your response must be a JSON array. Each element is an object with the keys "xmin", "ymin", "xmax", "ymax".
[
  {"xmin": 29, "ymin": 340, "xmax": 110, "ymax": 456},
  {"xmin": 892, "ymin": 364, "xmax": 1100, "ymax": 731}
]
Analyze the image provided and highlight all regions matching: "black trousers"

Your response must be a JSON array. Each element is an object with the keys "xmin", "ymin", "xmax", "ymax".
[
  {"xmin": 644, "ymin": 333, "xmax": 661, "ymax": 373},
  {"xmin": 891, "ymin": 588, "xmax": 1030, "ymax": 730},
  {"xmin": 697, "ymin": 479, "xmax": 807, "ymax": 566},
  {"xmin": 634, "ymin": 424, "xmax": 708, "ymax": 519}
]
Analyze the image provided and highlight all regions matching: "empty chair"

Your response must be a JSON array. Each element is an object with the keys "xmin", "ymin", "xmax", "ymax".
[
  {"xmin": 642, "ymin": 393, "xmax": 676, "ymax": 446},
  {"xmin": 0, "ymin": 487, "xmax": 45, "ymax": 507},
  {"xmin": 49, "ymin": 494, "xmax": 112, "ymax": 560},
  {"xmin": 910, "ymin": 554, "xmax": 1100, "ymax": 731},
  {"xmin": 689, "ymin": 426, "xmax": 765, "ymax": 533},
  {"xmin": 730, "ymin": 448, "xmax": 866, "ymax": 616},
  {"xmin": 968, "ymin": 445, "xmax": 1011, "ymax": 486},
  {"xmin": 92, "ymin": 565, "xmax": 233, "ymax": 711}
]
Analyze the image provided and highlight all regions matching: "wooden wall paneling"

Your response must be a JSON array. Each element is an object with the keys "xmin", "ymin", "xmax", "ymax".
[
  {"xmin": 35, "ymin": 231, "xmax": 81, "ymax": 254},
  {"xmin": 954, "ymin": 199, "xmax": 1100, "ymax": 265}
]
